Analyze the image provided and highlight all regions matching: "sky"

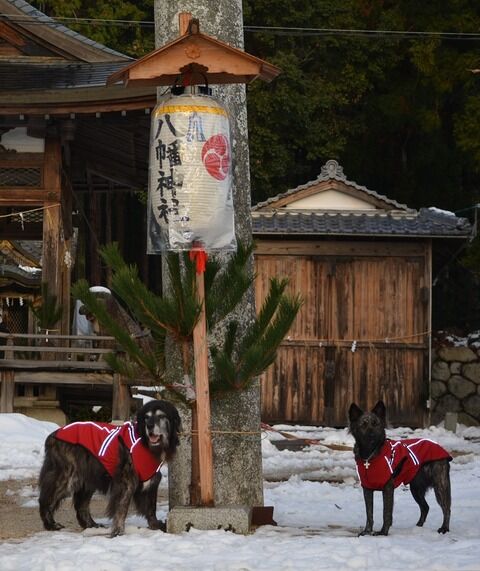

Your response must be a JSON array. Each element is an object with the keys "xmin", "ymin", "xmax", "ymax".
[{"xmin": 1, "ymin": 413, "xmax": 480, "ymax": 571}]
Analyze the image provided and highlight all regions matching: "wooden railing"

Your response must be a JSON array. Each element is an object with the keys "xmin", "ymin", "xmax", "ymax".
[
  {"xmin": 0, "ymin": 331, "xmax": 116, "ymax": 362},
  {"xmin": 0, "ymin": 331, "xmax": 132, "ymax": 419}
]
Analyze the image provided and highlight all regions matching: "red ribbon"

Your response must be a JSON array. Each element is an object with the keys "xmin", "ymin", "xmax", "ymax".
[{"xmin": 189, "ymin": 249, "xmax": 208, "ymax": 274}]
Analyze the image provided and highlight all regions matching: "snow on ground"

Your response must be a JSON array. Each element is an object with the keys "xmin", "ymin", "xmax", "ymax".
[{"xmin": 1, "ymin": 414, "xmax": 480, "ymax": 570}]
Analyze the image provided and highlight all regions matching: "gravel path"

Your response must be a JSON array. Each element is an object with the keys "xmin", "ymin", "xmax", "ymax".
[{"xmin": 0, "ymin": 478, "xmax": 170, "ymax": 540}]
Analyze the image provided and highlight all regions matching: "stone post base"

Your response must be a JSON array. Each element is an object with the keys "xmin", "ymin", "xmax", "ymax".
[{"xmin": 167, "ymin": 505, "xmax": 251, "ymax": 535}]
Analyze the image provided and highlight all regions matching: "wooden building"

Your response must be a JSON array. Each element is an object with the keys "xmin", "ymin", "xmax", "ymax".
[
  {"xmin": 253, "ymin": 160, "xmax": 472, "ymax": 427},
  {"xmin": 0, "ymin": 0, "xmax": 160, "ymax": 422},
  {"xmin": 0, "ymin": 0, "xmax": 158, "ymax": 336}
]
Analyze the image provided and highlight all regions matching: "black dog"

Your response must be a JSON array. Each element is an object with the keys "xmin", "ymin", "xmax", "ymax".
[
  {"xmin": 39, "ymin": 399, "xmax": 181, "ymax": 537},
  {"xmin": 349, "ymin": 400, "xmax": 452, "ymax": 536}
]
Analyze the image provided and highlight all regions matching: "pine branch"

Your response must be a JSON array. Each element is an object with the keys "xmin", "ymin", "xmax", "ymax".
[
  {"xmin": 209, "ymin": 279, "xmax": 302, "ymax": 394},
  {"xmin": 206, "ymin": 241, "xmax": 255, "ymax": 329},
  {"xmin": 238, "ymin": 277, "xmax": 289, "ymax": 354}
]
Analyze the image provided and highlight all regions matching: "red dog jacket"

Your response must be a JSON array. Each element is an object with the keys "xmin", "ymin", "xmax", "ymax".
[
  {"xmin": 356, "ymin": 438, "xmax": 452, "ymax": 490},
  {"xmin": 55, "ymin": 421, "xmax": 162, "ymax": 482}
]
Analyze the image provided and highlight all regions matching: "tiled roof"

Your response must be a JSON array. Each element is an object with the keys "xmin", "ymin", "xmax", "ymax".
[
  {"xmin": 0, "ymin": 240, "xmax": 41, "ymax": 286},
  {"xmin": 252, "ymin": 160, "xmax": 412, "ymax": 212},
  {"xmin": 0, "ymin": 60, "xmax": 129, "ymax": 89},
  {"xmin": 252, "ymin": 208, "xmax": 472, "ymax": 238},
  {"xmin": 4, "ymin": 0, "xmax": 129, "ymax": 60},
  {"xmin": 252, "ymin": 160, "xmax": 472, "ymax": 239}
]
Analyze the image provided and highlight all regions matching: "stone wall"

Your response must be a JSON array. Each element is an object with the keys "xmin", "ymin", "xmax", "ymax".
[{"xmin": 431, "ymin": 346, "xmax": 480, "ymax": 426}]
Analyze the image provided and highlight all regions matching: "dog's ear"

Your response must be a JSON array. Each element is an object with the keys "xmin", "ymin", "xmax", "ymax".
[
  {"xmin": 157, "ymin": 400, "xmax": 182, "ymax": 446},
  {"xmin": 371, "ymin": 400, "xmax": 386, "ymax": 421},
  {"xmin": 348, "ymin": 403, "xmax": 363, "ymax": 423}
]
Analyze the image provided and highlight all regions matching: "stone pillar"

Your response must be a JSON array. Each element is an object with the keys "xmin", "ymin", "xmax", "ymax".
[{"xmin": 154, "ymin": 0, "xmax": 264, "ymax": 520}]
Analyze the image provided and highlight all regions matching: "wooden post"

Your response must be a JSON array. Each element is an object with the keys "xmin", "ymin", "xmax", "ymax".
[
  {"xmin": 0, "ymin": 370, "xmax": 15, "ymax": 413},
  {"xmin": 42, "ymin": 135, "xmax": 62, "ymax": 298},
  {"xmin": 112, "ymin": 372, "xmax": 131, "ymax": 421},
  {"xmin": 192, "ymin": 270, "xmax": 214, "ymax": 506},
  {"xmin": 179, "ymin": 12, "xmax": 192, "ymax": 36}
]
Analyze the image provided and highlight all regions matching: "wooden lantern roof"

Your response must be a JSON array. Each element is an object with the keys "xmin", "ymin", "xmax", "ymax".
[{"xmin": 107, "ymin": 14, "xmax": 281, "ymax": 88}]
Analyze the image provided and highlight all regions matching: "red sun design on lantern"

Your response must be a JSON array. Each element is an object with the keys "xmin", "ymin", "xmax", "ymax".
[{"xmin": 201, "ymin": 134, "xmax": 230, "ymax": 181}]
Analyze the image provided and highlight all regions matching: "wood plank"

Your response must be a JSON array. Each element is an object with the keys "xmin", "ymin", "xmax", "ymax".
[
  {"xmin": 112, "ymin": 373, "xmax": 131, "ymax": 420},
  {"xmin": 0, "ymin": 332, "xmax": 114, "ymax": 341},
  {"xmin": 0, "ymin": 345, "xmax": 113, "ymax": 354},
  {"xmin": 255, "ymin": 240, "xmax": 426, "ymax": 257},
  {"xmin": 13, "ymin": 371, "xmax": 116, "ymax": 384},
  {"xmin": 0, "ymin": 370, "xmax": 14, "ymax": 412},
  {"xmin": 0, "ymin": 359, "xmax": 112, "ymax": 370},
  {"xmin": 0, "ymin": 154, "xmax": 44, "ymax": 166},
  {"xmin": 0, "ymin": 191, "xmax": 53, "ymax": 203},
  {"xmin": 42, "ymin": 135, "xmax": 62, "ymax": 309},
  {"xmin": 192, "ymin": 271, "xmax": 214, "ymax": 506},
  {"xmin": 179, "ymin": 12, "xmax": 193, "ymax": 35}
]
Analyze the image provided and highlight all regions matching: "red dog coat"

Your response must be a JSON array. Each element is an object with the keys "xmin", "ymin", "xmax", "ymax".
[
  {"xmin": 55, "ymin": 421, "xmax": 162, "ymax": 482},
  {"xmin": 356, "ymin": 438, "xmax": 451, "ymax": 490}
]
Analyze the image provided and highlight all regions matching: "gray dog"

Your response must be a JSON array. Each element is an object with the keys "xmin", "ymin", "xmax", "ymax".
[{"xmin": 349, "ymin": 400, "xmax": 452, "ymax": 536}]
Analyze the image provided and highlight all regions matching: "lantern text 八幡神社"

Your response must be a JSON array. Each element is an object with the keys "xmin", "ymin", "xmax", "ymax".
[{"xmin": 147, "ymin": 92, "xmax": 236, "ymax": 253}]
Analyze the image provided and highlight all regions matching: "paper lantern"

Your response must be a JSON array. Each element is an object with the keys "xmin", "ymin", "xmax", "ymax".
[{"xmin": 147, "ymin": 92, "xmax": 236, "ymax": 252}]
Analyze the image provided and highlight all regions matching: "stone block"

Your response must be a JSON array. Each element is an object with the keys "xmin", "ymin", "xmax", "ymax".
[
  {"xmin": 431, "ymin": 380, "xmax": 447, "ymax": 399},
  {"xmin": 450, "ymin": 362, "xmax": 462, "ymax": 375},
  {"xmin": 458, "ymin": 412, "xmax": 479, "ymax": 427},
  {"xmin": 434, "ymin": 394, "xmax": 462, "ymax": 417},
  {"xmin": 463, "ymin": 362, "xmax": 480, "ymax": 384},
  {"xmin": 438, "ymin": 346, "xmax": 477, "ymax": 363},
  {"xmin": 448, "ymin": 375, "xmax": 476, "ymax": 399},
  {"xmin": 444, "ymin": 412, "xmax": 458, "ymax": 432},
  {"xmin": 431, "ymin": 360, "xmax": 450, "ymax": 381},
  {"xmin": 463, "ymin": 395, "xmax": 480, "ymax": 419},
  {"xmin": 167, "ymin": 505, "xmax": 251, "ymax": 535}
]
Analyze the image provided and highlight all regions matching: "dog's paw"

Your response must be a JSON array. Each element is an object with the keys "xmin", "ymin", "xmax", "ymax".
[
  {"xmin": 147, "ymin": 520, "xmax": 166, "ymax": 532},
  {"xmin": 437, "ymin": 525, "xmax": 449, "ymax": 534},
  {"xmin": 109, "ymin": 527, "xmax": 124, "ymax": 538},
  {"xmin": 45, "ymin": 522, "xmax": 64, "ymax": 531},
  {"xmin": 358, "ymin": 529, "xmax": 373, "ymax": 536},
  {"xmin": 373, "ymin": 530, "xmax": 389, "ymax": 536}
]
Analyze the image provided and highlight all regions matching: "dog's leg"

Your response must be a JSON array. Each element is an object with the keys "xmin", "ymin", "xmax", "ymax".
[
  {"xmin": 409, "ymin": 477, "xmax": 429, "ymax": 527},
  {"xmin": 107, "ymin": 454, "xmax": 138, "ymax": 538},
  {"xmin": 359, "ymin": 487, "xmax": 374, "ymax": 536},
  {"xmin": 134, "ymin": 475, "xmax": 165, "ymax": 531},
  {"xmin": 39, "ymin": 455, "xmax": 70, "ymax": 531},
  {"xmin": 432, "ymin": 461, "xmax": 451, "ymax": 534},
  {"xmin": 73, "ymin": 488, "xmax": 104, "ymax": 529},
  {"xmin": 375, "ymin": 479, "xmax": 394, "ymax": 536}
]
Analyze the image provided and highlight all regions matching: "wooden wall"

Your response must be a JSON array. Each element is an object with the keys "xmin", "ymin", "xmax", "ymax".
[{"xmin": 255, "ymin": 240, "xmax": 431, "ymax": 427}]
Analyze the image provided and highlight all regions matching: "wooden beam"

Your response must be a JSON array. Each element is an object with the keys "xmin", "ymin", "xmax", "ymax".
[
  {"xmin": 42, "ymin": 135, "xmax": 62, "ymax": 308},
  {"xmin": 0, "ymin": 190, "xmax": 54, "ymax": 203},
  {"xmin": 112, "ymin": 373, "xmax": 131, "ymax": 420},
  {"xmin": 179, "ymin": 12, "xmax": 193, "ymax": 36},
  {"xmin": 0, "ymin": 370, "xmax": 15, "ymax": 413},
  {"xmin": 254, "ymin": 239, "xmax": 427, "ymax": 257},
  {"xmin": 12, "ymin": 371, "xmax": 115, "ymax": 384}
]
